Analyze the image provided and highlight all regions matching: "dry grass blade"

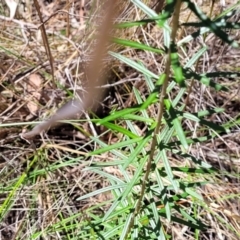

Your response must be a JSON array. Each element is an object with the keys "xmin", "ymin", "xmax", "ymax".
[{"xmin": 22, "ymin": 0, "xmax": 117, "ymax": 139}]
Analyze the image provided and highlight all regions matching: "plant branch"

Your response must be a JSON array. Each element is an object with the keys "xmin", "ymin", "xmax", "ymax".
[{"xmin": 124, "ymin": 0, "xmax": 183, "ymax": 238}]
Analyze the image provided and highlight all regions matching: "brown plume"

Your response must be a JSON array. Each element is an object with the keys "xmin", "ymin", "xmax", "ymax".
[{"xmin": 22, "ymin": 0, "xmax": 116, "ymax": 139}]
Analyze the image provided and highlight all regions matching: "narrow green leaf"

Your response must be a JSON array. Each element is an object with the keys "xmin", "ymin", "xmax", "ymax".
[
  {"xmin": 102, "ymin": 122, "xmax": 139, "ymax": 139},
  {"xmin": 131, "ymin": 0, "xmax": 158, "ymax": 17},
  {"xmin": 115, "ymin": 19, "xmax": 156, "ymax": 28},
  {"xmin": 184, "ymin": 47, "xmax": 208, "ymax": 68},
  {"xmin": 113, "ymin": 38, "xmax": 164, "ymax": 54},
  {"xmin": 77, "ymin": 184, "xmax": 127, "ymax": 201},
  {"xmin": 122, "ymin": 114, "xmax": 154, "ymax": 123},
  {"xmin": 172, "ymin": 118, "xmax": 189, "ymax": 150},
  {"xmin": 186, "ymin": 188, "xmax": 203, "ymax": 201},
  {"xmin": 109, "ymin": 51, "xmax": 159, "ymax": 79},
  {"xmin": 89, "ymin": 138, "xmax": 142, "ymax": 156}
]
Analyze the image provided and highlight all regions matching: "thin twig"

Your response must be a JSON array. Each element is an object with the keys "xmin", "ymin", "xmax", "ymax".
[{"xmin": 33, "ymin": 0, "xmax": 56, "ymax": 88}]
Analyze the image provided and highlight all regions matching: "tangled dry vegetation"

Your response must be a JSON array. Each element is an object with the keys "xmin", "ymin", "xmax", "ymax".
[{"xmin": 0, "ymin": 0, "xmax": 239, "ymax": 239}]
